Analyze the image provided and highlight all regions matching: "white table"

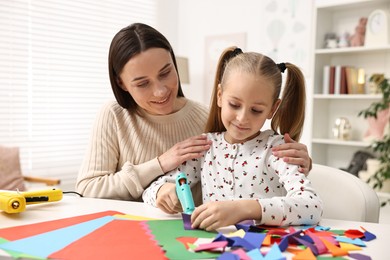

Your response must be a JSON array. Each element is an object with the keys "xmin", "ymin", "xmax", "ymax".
[{"xmin": 1, "ymin": 195, "xmax": 389, "ymax": 259}]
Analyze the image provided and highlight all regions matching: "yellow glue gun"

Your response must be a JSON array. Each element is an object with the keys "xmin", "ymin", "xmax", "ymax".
[{"xmin": 0, "ymin": 188, "xmax": 63, "ymax": 214}]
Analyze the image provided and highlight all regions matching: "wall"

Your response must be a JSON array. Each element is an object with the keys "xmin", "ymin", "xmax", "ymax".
[{"xmin": 159, "ymin": 0, "xmax": 315, "ymax": 145}]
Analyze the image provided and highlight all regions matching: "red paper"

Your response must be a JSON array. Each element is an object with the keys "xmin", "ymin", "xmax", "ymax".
[
  {"xmin": 48, "ymin": 219, "xmax": 166, "ymax": 260},
  {"xmin": 176, "ymin": 236, "xmax": 198, "ymax": 249},
  {"xmin": 345, "ymin": 229, "xmax": 364, "ymax": 239}
]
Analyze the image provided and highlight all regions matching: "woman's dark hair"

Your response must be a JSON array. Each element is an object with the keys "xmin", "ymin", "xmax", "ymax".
[{"xmin": 108, "ymin": 23, "xmax": 185, "ymax": 110}]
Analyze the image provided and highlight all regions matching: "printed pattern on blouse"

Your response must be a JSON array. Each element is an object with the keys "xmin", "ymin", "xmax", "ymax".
[{"xmin": 143, "ymin": 129, "xmax": 322, "ymax": 226}]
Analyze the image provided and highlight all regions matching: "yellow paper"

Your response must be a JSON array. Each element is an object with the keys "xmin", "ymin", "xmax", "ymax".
[
  {"xmin": 226, "ymin": 229, "xmax": 246, "ymax": 238},
  {"xmin": 339, "ymin": 242, "xmax": 362, "ymax": 251}
]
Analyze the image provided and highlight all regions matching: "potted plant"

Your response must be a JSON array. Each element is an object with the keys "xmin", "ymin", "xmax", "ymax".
[{"xmin": 358, "ymin": 75, "xmax": 390, "ymax": 206}]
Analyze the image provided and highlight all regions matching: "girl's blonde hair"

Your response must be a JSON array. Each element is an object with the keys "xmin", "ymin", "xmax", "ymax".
[{"xmin": 205, "ymin": 46, "xmax": 306, "ymax": 141}]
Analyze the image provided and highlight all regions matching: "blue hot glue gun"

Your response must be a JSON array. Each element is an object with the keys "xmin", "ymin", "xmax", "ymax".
[{"xmin": 176, "ymin": 172, "xmax": 195, "ymax": 214}]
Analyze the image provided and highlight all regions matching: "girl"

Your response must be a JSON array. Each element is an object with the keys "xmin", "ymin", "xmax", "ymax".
[{"xmin": 143, "ymin": 47, "xmax": 322, "ymax": 230}]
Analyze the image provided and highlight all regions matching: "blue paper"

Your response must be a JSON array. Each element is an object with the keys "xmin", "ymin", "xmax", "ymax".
[
  {"xmin": 244, "ymin": 232, "xmax": 266, "ymax": 248},
  {"xmin": 217, "ymin": 251, "xmax": 240, "ymax": 260},
  {"xmin": 264, "ymin": 243, "xmax": 286, "ymax": 260},
  {"xmin": 335, "ymin": 236, "xmax": 366, "ymax": 247}
]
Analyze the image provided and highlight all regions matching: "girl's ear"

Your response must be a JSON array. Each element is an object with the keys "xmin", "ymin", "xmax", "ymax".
[
  {"xmin": 217, "ymin": 84, "xmax": 223, "ymax": 108},
  {"xmin": 267, "ymin": 99, "xmax": 281, "ymax": 119}
]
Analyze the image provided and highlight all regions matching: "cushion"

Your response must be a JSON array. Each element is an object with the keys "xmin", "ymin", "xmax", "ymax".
[{"xmin": 0, "ymin": 145, "xmax": 26, "ymax": 191}]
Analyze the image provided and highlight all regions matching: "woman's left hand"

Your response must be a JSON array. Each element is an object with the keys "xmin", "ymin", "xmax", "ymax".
[{"xmin": 271, "ymin": 133, "xmax": 312, "ymax": 175}]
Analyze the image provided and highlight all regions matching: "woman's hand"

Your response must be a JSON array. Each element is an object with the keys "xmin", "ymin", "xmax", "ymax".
[
  {"xmin": 158, "ymin": 135, "xmax": 212, "ymax": 173},
  {"xmin": 156, "ymin": 183, "xmax": 182, "ymax": 214},
  {"xmin": 191, "ymin": 200, "xmax": 261, "ymax": 231},
  {"xmin": 272, "ymin": 133, "xmax": 312, "ymax": 175}
]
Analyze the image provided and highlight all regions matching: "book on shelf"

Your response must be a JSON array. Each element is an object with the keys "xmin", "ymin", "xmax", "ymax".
[
  {"xmin": 322, "ymin": 65, "xmax": 362, "ymax": 95},
  {"xmin": 329, "ymin": 66, "xmax": 336, "ymax": 94},
  {"xmin": 334, "ymin": 65, "xmax": 342, "ymax": 95},
  {"xmin": 340, "ymin": 66, "xmax": 347, "ymax": 94},
  {"xmin": 345, "ymin": 67, "xmax": 358, "ymax": 94},
  {"xmin": 322, "ymin": 65, "xmax": 330, "ymax": 94}
]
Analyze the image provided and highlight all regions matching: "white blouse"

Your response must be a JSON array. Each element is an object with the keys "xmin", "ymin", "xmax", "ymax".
[{"xmin": 143, "ymin": 130, "xmax": 323, "ymax": 226}]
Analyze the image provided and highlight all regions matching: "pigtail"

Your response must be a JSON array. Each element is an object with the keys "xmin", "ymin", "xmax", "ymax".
[
  {"xmin": 271, "ymin": 63, "xmax": 306, "ymax": 141},
  {"xmin": 205, "ymin": 46, "xmax": 240, "ymax": 133}
]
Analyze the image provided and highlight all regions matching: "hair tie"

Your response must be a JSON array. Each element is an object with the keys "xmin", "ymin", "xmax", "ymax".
[
  {"xmin": 277, "ymin": 63, "xmax": 286, "ymax": 73},
  {"xmin": 232, "ymin": 47, "xmax": 243, "ymax": 57}
]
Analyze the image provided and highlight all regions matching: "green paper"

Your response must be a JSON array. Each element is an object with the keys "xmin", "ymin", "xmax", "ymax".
[
  {"xmin": 329, "ymin": 229, "xmax": 346, "ymax": 235},
  {"xmin": 146, "ymin": 219, "xmax": 220, "ymax": 259}
]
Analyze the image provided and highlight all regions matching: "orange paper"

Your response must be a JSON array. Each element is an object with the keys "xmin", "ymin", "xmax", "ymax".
[
  {"xmin": 320, "ymin": 237, "xmax": 348, "ymax": 257},
  {"xmin": 292, "ymin": 247, "xmax": 316, "ymax": 260},
  {"xmin": 339, "ymin": 242, "xmax": 362, "ymax": 251}
]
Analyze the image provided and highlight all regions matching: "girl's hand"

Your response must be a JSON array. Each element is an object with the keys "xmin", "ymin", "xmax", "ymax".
[
  {"xmin": 191, "ymin": 200, "xmax": 261, "ymax": 231},
  {"xmin": 158, "ymin": 135, "xmax": 212, "ymax": 173},
  {"xmin": 156, "ymin": 183, "xmax": 182, "ymax": 214},
  {"xmin": 272, "ymin": 133, "xmax": 312, "ymax": 175}
]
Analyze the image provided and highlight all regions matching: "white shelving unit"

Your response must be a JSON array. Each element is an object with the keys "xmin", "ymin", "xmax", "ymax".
[{"xmin": 311, "ymin": 0, "xmax": 390, "ymax": 169}]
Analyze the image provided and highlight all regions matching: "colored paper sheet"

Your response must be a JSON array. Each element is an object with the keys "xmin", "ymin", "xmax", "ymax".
[
  {"xmin": 247, "ymin": 248, "xmax": 264, "ymax": 259},
  {"xmin": 231, "ymin": 248, "xmax": 251, "ymax": 260},
  {"xmin": 319, "ymin": 237, "xmax": 348, "ymax": 257},
  {"xmin": 278, "ymin": 230, "xmax": 302, "ymax": 252},
  {"xmin": 339, "ymin": 242, "xmax": 362, "ymax": 251},
  {"xmin": 0, "ymin": 237, "xmax": 38, "ymax": 259},
  {"xmin": 328, "ymin": 229, "xmax": 345, "ymax": 236},
  {"xmin": 226, "ymin": 229, "xmax": 246, "ymax": 238},
  {"xmin": 262, "ymin": 243, "xmax": 286, "ymax": 260},
  {"xmin": 315, "ymin": 226, "xmax": 331, "ymax": 231},
  {"xmin": 244, "ymin": 232, "xmax": 266, "ymax": 248},
  {"xmin": 0, "ymin": 216, "xmax": 114, "ymax": 258},
  {"xmin": 0, "ymin": 239, "xmax": 11, "ymax": 258},
  {"xmin": 316, "ymin": 257, "xmax": 347, "ymax": 260},
  {"xmin": 229, "ymin": 236, "xmax": 257, "ymax": 251},
  {"xmin": 362, "ymin": 231, "xmax": 376, "ymax": 242},
  {"xmin": 176, "ymin": 236, "xmax": 198, "ymax": 250},
  {"xmin": 262, "ymin": 234, "xmax": 272, "ymax": 246},
  {"xmin": 194, "ymin": 241, "xmax": 228, "ymax": 252},
  {"xmin": 286, "ymin": 247, "xmax": 305, "ymax": 255},
  {"xmin": 306, "ymin": 230, "xmax": 327, "ymax": 255},
  {"xmin": 0, "ymin": 210, "xmax": 122, "ymax": 241},
  {"xmin": 335, "ymin": 236, "xmax": 366, "ymax": 247},
  {"xmin": 344, "ymin": 229, "xmax": 364, "ymax": 239},
  {"xmin": 306, "ymin": 227, "xmax": 334, "ymax": 237},
  {"xmin": 292, "ymin": 247, "xmax": 316, "ymax": 260},
  {"xmin": 182, "ymin": 213, "xmax": 193, "ymax": 230},
  {"xmin": 218, "ymin": 251, "xmax": 241, "ymax": 260},
  {"xmin": 49, "ymin": 219, "xmax": 167, "ymax": 260},
  {"xmin": 349, "ymin": 253, "xmax": 372, "ymax": 260},
  {"xmin": 146, "ymin": 219, "xmax": 219, "ymax": 259},
  {"xmin": 213, "ymin": 233, "xmax": 231, "ymax": 245},
  {"xmin": 235, "ymin": 223, "xmax": 251, "ymax": 232},
  {"xmin": 113, "ymin": 213, "xmax": 156, "ymax": 221},
  {"xmin": 292, "ymin": 236, "xmax": 319, "ymax": 256}
]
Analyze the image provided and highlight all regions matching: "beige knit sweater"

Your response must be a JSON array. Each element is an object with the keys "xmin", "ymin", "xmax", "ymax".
[{"xmin": 76, "ymin": 98, "xmax": 208, "ymax": 200}]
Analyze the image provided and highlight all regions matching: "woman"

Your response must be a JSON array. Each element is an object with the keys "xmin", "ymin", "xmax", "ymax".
[{"xmin": 76, "ymin": 23, "xmax": 311, "ymax": 206}]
